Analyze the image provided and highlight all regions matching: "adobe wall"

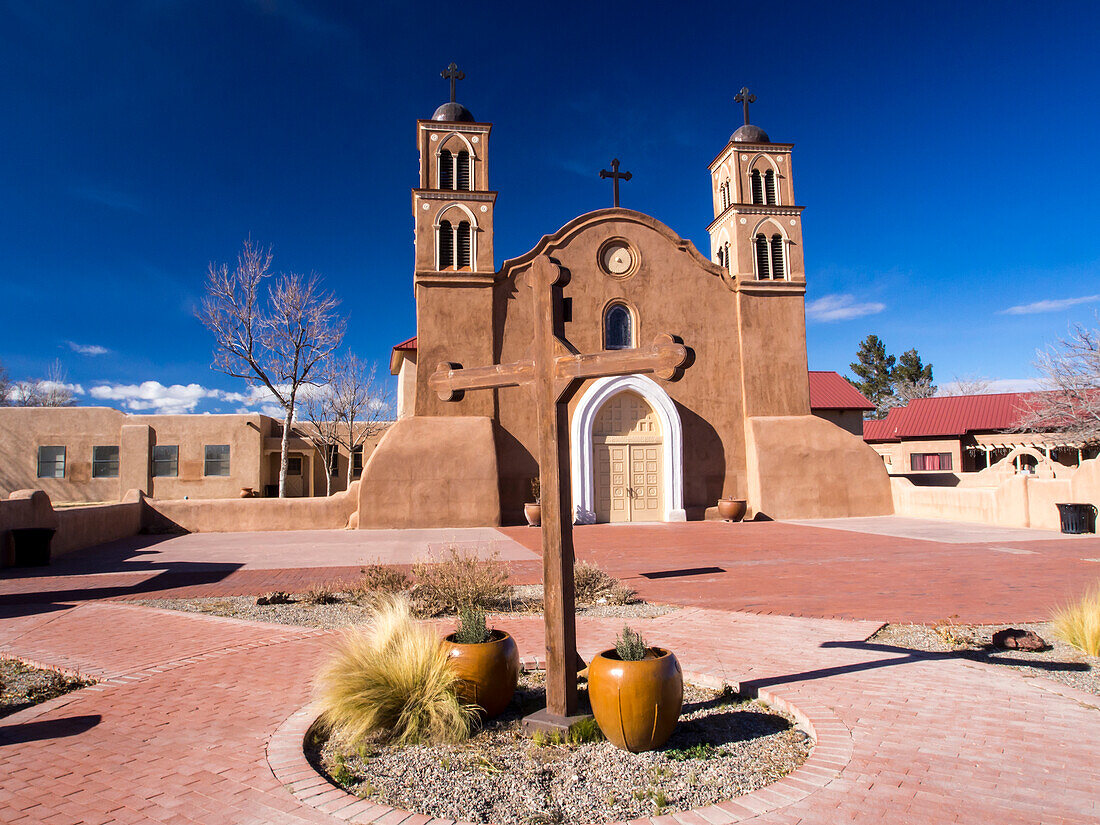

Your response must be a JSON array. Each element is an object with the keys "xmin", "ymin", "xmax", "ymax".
[
  {"xmin": 145, "ymin": 483, "xmax": 359, "ymax": 533},
  {"xmin": 744, "ymin": 415, "xmax": 894, "ymax": 519},
  {"xmin": 812, "ymin": 409, "xmax": 864, "ymax": 437},
  {"xmin": 0, "ymin": 488, "xmax": 142, "ymax": 561},
  {"xmin": 488, "ymin": 212, "xmax": 753, "ymax": 522},
  {"xmin": 356, "ymin": 416, "xmax": 500, "ymax": 529}
]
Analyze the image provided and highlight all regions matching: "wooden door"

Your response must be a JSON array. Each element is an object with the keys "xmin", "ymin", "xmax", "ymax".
[{"xmin": 592, "ymin": 391, "xmax": 663, "ymax": 523}]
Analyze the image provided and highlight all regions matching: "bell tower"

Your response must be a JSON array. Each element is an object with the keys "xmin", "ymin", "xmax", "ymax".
[
  {"xmin": 411, "ymin": 63, "xmax": 497, "ymax": 417},
  {"xmin": 706, "ymin": 87, "xmax": 805, "ymax": 286}
]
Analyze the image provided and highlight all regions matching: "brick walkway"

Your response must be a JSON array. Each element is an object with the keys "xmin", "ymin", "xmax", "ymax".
[
  {"xmin": 1, "ymin": 601, "xmax": 1097, "ymax": 824},
  {"xmin": 4, "ymin": 520, "xmax": 1099, "ymax": 623}
]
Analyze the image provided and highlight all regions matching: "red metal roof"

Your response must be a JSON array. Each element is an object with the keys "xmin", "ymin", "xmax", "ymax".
[
  {"xmin": 392, "ymin": 336, "xmax": 417, "ymax": 351},
  {"xmin": 807, "ymin": 371, "xmax": 874, "ymax": 410},
  {"xmin": 862, "ymin": 392, "xmax": 1042, "ymax": 440}
]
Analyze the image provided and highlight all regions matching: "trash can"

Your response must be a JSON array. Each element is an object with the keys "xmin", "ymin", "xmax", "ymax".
[
  {"xmin": 1055, "ymin": 503, "xmax": 1097, "ymax": 535},
  {"xmin": 10, "ymin": 527, "xmax": 55, "ymax": 567}
]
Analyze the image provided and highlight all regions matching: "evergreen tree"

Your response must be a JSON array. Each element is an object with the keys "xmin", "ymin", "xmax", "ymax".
[
  {"xmin": 849, "ymin": 334, "xmax": 896, "ymax": 412},
  {"xmin": 895, "ymin": 349, "xmax": 935, "ymax": 388}
]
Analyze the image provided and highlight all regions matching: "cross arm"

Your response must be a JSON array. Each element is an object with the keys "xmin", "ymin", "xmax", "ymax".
[
  {"xmin": 428, "ymin": 359, "xmax": 536, "ymax": 401},
  {"xmin": 552, "ymin": 333, "xmax": 687, "ymax": 397}
]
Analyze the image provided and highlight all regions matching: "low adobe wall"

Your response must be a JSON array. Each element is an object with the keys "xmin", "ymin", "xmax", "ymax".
[
  {"xmin": 144, "ymin": 482, "xmax": 359, "ymax": 534},
  {"xmin": 744, "ymin": 414, "xmax": 894, "ymax": 519},
  {"xmin": 0, "ymin": 488, "xmax": 143, "ymax": 560},
  {"xmin": 892, "ymin": 457, "xmax": 1100, "ymax": 531}
]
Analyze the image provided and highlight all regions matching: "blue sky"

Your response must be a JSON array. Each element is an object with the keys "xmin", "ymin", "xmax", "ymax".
[{"xmin": 1, "ymin": 0, "xmax": 1098, "ymax": 413}]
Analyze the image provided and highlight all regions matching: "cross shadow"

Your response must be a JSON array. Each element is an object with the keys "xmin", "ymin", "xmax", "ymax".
[{"xmin": 0, "ymin": 714, "xmax": 101, "ymax": 745}]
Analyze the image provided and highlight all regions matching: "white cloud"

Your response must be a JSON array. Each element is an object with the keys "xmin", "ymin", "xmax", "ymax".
[
  {"xmin": 89, "ymin": 381, "xmax": 218, "ymax": 415},
  {"xmin": 805, "ymin": 294, "xmax": 886, "ymax": 323},
  {"xmin": 1000, "ymin": 295, "xmax": 1100, "ymax": 315},
  {"xmin": 937, "ymin": 377, "xmax": 1042, "ymax": 395},
  {"xmin": 66, "ymin": 341, "xmax": 110, "ymax": 356}
]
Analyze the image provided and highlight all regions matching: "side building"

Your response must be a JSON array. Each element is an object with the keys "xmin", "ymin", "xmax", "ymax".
[{"xmin": 0, "ymin": 406, "xmax": 387, "ymax": 503}]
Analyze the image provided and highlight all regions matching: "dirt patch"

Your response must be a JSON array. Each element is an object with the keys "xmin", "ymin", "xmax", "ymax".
[
  {"xmin": 869, "ymin": 621, "xmax": 1099, "ymax": 696},
  {"xmin": 0, "ymin": 659, "xmax": 95, "ymax": 718}
]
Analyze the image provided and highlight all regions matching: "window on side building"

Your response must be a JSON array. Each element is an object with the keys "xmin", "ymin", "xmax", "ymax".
[
  {"xmin": 352, "ymin": 446, "xmax": 363, "ymax": 478},
  {"xmin": 92, "ymin": 446, "xmax": 120, "ymax": 478},
  {"xmin": 204, "ymin": 444, "xmax": 231, "ymax": 476},
  {"xmin": 911, "ymin": 452, "xmax": 952, "ymax": 471},
  {"xmin": 37, "ymin": 446, "xmax": 66, "ymax": 479},
  {"xmin": 152, "ymin": 445, "xmax": 179, "ymax": 477}
]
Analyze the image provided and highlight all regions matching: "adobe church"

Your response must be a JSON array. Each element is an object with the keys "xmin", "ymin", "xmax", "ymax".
[{"xmin": 360, "ymin": 70, "xmax": 892, "ymax": 528}]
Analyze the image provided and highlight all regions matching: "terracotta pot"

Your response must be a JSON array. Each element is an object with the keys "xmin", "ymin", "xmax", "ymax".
[
  {"xmin": 444, "ymin": 629, "xmax": 520, "ymax": 718},
  {"xmin": 717, "ymin": 498, "xmax": 746, "ymax": 522},
  {"xmin": 588, "ymin": 647, "xmax": 683, "ymax": 752},
  {"xmin": 239, "ymin": 487, "xmax": 254, "ymax": 498},
  {"xmin": 523, "ymin": 502, "xmax": 542, "ymax": 527}
]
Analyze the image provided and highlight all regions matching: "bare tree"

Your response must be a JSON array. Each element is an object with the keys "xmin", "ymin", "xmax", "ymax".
[
  {"xmin": 198, "ymin": 240, "xmax": 346, "ymax": 497},
  {"xmin": 0, "ymin": 361, "xmax": 10, "ymax": 406},
  {"xmin": 943, "ymin": 374, "xmax": 993, "ymax": 396},
  {"xmin": 300, "ymin": 383, "xmax": 340, "ymax": 496},
  {"xmin": 1015, "ymin": 322, "xmax": 1100, "ymax": 444},
  {"xmin": 11, "ymin": 360, "xmax": 77, "ymax": 407},
  {"xmin": 328, "ymin": 354, "xmax": 393, "ymax": 488}
]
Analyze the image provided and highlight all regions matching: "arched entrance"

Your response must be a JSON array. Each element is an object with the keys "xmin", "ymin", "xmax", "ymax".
[{"xmin": 570, "ymin": 374, "xmax": 685, "ymax": 524}]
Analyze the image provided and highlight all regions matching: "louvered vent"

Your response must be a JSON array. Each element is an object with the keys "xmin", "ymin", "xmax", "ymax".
[
  {"xmin": 457, "ymin": 221, "xmax": 472, "ymax": 268},
  {"xmin": 750, "ymin": 170, "xmax": 764, "ymax": 205},
  {"xmin": 456, "ymin": 151, "xmax": 471, "ymax": 190},
  {"xmin": 439, "ymin": 150, "xmax": 453, "ymax": 190},
  {"xmin": 755, "ymin": 234, "xmax": 770, "ymax": 278},
  {"xmin": 438, "ymin": 220, "xmax": 453, "ymax": 268},
  {"xmin": 764, "ymin": 170, "xmax": 777, "ymax": 205},
  {"xmin": 770, "ymin": 234, "xmax": 784, "ymax": 280}
]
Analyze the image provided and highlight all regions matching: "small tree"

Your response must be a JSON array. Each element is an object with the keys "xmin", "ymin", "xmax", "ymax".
[
  {"xmin": 328, "ymin": 353, "xmax": 392, "ymax": 489},
  {"xmin": 11, "ymin": 360, "xmax": 77, "ymax": 407},
  {"xmin": 1015, "ymin": 322, "xmax": 1100, "ymax": 444},
  {"xmin": 894, "ymin": 349, "xmax": 935, "ymax": 394},
  {"xmin": 850, "ymin": 334, "xmax": 897, "ymax": 415},
  {"xmin": 0, "ymin": 361, "xmax": 10, "ymax": 406},
  {"xmin": 198, "ymin": 240, "xmax": 346, "ymax": 497},
  {"xmin": 945, "ymin": 375, "xmax": 993, "ymax": 396},
  {"xmin": 300, "ymin": 383, "xmax": 340, "ymax": 496}
]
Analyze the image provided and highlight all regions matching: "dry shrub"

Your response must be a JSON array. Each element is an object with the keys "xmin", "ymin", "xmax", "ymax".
[
  {"xmin": 315, "ymin": 595, "xmax": 477, "ymax": 745},
  {"xmin": 411, "ymin": 543, "xmax": 510, "ymax": 615},
  {"xmin": 1052, "ymin": 584, "xmax": 1100, "ymax": 657},
  {"xmin": 607, "ymin": 582, "xmax": 638, "ymax": 605},
  {"xmin": 358, "ymin": 563, "xmax": 411, "ymax": 594},
  {"xmin": 574, "ymin": 561, "xmax": 627, "ymax": 604},
  {"xmin": 257, "ymin": 591, "xmax": 292, "ymax": 606},
  {"xmin": 304, "ymin": 584, "xmax": 341, "ymax": 605}
]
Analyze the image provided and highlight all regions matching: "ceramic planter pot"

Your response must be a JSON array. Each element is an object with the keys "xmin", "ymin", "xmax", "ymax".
[
  {"xmin": 588, "ymin": 647, "xmax": 683, "ymax": 752},
  {"xmin": 240, "ymin": 487, "xmax": 254, "ymax": 498},
  {"xmin": 717, "ymin": 498, "xmax": 746, "ymax": 522},
  {"xmin": 444, "ymin": 629, "xmax": 520, "ymax": 718},
  {"xmin": 524, "ymin": 502, "xmax": 542, "ymax": 527}
]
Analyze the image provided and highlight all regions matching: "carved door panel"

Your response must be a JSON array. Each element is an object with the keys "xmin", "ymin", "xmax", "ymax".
[
  {"xmin": 628, "ymin": 444, "xmax": 662, "ymax": 521},
  {"xmin": 595, "ymin": 444, "xmax": 630, "ymax": 523}
]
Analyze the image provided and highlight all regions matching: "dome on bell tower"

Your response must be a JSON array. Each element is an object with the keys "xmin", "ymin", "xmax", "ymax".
[
  {"xmin": 731, "ymin": 124, "xmax": 770, "ymax": 143},
  {"xmin": 432, "ymin": 101, "xmax": 475, "ymax": 122}
]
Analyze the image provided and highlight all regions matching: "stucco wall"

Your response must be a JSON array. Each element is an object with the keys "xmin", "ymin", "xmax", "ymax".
[
  {"xmin": 356, "ymin": 416, "xmax": 500, "ymax": 529},
  {"xmin": 744, "ymin": 414, "xmax": 894, "ymax": 519},
  {"xmin": 145, "ymin": 483, "xmax": 359, "ymax": 533},
  {"xmin": 0, "ymin": 488, "xmax": 143, "ymax": 561}
]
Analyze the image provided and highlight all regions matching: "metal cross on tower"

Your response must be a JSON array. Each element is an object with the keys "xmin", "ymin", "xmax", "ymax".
[
  {"xmin": 734, "ymin": 87, "xmax": 757, "ymax": 126},
  {"xmin": 441, "ymin": 62, "xmax": 465, "ymax": 103},
  {"xmin": 429, "ymin": 255, "xmax": 688, "ymax": 731},
  {"xmin": 599, "ymin": 159, "xmax": 632, "ymax": 208}
]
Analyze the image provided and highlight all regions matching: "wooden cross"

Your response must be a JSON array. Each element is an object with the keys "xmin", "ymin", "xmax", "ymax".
[
  {"xmin": 441, "ymin": 62, "xmax": 465, "ymax": 103},
  {"xmin": 599, "ymin": 159, "xmax": 632, "ymax": 208},
  {"xmin": 734, "ymin": 86, "xmax": 757, "ymax": 126},
  {"xmin": 429, "ymin": 255, "xmax": 688, "ymax": 726}
]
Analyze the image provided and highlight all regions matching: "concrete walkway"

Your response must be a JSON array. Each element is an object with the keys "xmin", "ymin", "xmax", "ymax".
[{"xmin": 1, "ymin": 601, "xmax": 1096, "ymax": 824}]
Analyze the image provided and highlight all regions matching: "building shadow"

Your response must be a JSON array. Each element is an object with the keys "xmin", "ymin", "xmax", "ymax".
[{"xmin": 0, "ymin": 714, "xmax": 101, "ymax": 745}]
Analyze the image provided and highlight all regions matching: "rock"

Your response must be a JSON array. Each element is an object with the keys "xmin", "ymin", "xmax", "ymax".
[{"xmin": 992, "ymin": 628, "xmax": 1049, "ymax": 652}]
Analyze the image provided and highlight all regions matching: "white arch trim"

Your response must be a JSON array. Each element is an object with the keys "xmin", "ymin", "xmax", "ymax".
[
  {"xmin": 570, "ymin": 374, "xmax": 686, "ymax": 524},
  {"xmin": 434, "ymin": 131, "xmax": 477, "ymax": 157},
  {"xmin": 751, "ymin": 216, "xmax": 789, "ymax": 238},
  {"xmin": 433, "ymin": 201, "xmax": 479, "ymax": 228}
]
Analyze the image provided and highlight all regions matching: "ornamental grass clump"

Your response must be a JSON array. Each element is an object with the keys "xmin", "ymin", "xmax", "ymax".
[
  {"xmin": 615, "ymin": 625, "xmax": 648, "ymax": 661},
  {"xmin": 315, "ymin": 595, "xmax": 477, "ymax": 746},
  {"xmin": 1051, "ymin": 584, "xmax": 1100, "ymax": 657}
]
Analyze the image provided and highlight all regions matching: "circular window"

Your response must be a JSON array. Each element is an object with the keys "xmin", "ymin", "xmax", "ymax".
[{"xmin": 597, "ymin": 238, "xmax": 639, "ymax": 278}]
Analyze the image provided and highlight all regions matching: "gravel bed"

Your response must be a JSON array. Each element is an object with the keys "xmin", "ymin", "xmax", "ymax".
[
  {"xmin": 308, "ymin": 674, "xmax": 811, "ymax": 825},
  {"xmin": 869, "ymin": 621, "xmax": 1099, "ymax": 696},
  {"xmin": 133, "ymin": 587, "xmax": 676, "ymax": 630},
  {"xmin": 0, "ymin": 658, "xmax": 94, "ymax": 718}
]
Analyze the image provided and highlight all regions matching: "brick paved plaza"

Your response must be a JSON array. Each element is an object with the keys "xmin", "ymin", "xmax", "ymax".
[{"xmin": 1, "ymin": 517, "xmax": 1098, "ymax": 824}]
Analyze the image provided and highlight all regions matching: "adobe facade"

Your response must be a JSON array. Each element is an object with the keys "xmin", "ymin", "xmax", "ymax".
[{"xmin": 370, "ymin": 79, "xmax": 892, "ymax": 526}]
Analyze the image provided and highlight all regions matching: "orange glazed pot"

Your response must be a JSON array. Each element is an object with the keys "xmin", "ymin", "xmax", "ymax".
[
  {"xmin": 444, "ymin": 629, "xmax": 520, "ymax": 718},
  {"xmin": 588, "ymin": 648, "xmax": 683, "ymax": 752},
  {"xmin": 523, "ymin": 503, "xmax": 542, "ymax": 527}
]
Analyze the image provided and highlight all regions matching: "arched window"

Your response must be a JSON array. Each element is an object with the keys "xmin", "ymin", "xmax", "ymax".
[
  {"xmin": 438, "ymin": 220, "xmax": 453, "ymax": 268},
  {"xmin": 439, "ymin": 150, "xmax": 453, "ymax": 190},
  {"xmin": 719, "ymin": 179, "xmax": 730, "ymax": 210},
  {"xmin": 604, "ymin": 304, "xmax": 633, "ymax": 350},
  {"xmin": 764, "ymin": 170, "xmax": 778, "ymax": 205},
  {"xmin": 456, "ymin": 221, "xmax": 472, "ymax": 268},
  {"xmin": 456, "ymin": 151, "xmax": 471, "ymax": 190},
  {"xmin": 755, "ymin": 233, "xmax": 770, "ymax": 279},
  {"xmin": 770, "ymin": 234, "xmax": 785, "ymax": 280},
  {"xmin": 723, "ymin": 241, "xmax": 731, "ymax": 272},
  {"xmin": 716, "ymin": 246, "xmax": 725, "ymax": 269},
  {"xmin": 750, "ymin": 170, "xmax": 764, "ymax": 205}
]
